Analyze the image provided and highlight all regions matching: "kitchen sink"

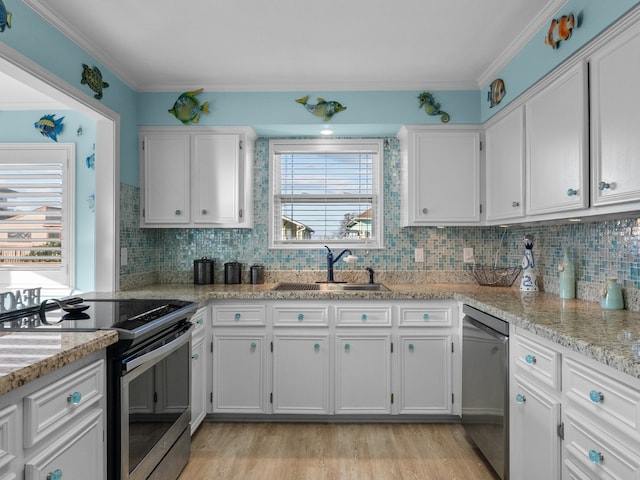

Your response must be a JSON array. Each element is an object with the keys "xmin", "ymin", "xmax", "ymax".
[{"xmin": 272, "ymin": 282, "xmax": 389, "ymax": 292}]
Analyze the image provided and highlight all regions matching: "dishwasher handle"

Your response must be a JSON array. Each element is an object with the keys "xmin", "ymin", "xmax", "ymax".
[{"xmin": 464, "ymin": 315, "xmax": 509, "ymax": 343}]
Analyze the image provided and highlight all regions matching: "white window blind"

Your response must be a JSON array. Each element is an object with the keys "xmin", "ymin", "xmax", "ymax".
[
  {"xmin": 270, "ymin": 139, "xmax": 383, "ymax": 249},
  {"xmin": 0, "ymin": 144, "xmax": 73, "ymax": 289}
]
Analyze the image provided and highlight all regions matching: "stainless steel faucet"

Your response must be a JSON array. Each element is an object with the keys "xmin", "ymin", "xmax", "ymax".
[{"xmin": 325, "ymin": 245, "xmax": 352, "ymax": 282}]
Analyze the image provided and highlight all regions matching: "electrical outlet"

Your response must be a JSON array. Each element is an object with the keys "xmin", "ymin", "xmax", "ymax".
[
  {"xmin": 414, "ymin": 248, "xmax": 424, "ymax": 263},
  {"xmin": 463, "ymin": 247, "xmax": 475, "ymax": 264},
  {"xmin": 120, "ymin": 247, "xmax": 128, "ymax": 266}
]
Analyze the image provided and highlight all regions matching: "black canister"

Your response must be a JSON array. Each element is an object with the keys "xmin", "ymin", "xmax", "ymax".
[
  {"xmin": 224, "ymin": 262, "xmax": 242, "ymax": 284},
  {"xmin": 194, "ymin": 257, "xmax": 214, "ymax": 284},
  {"xmin": 250, "ymin": 265, "xmax": 265, "ymax": 284}
]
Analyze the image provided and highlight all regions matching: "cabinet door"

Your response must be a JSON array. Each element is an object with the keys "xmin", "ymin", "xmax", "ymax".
[
  {"xmin": 212, "ymin": 334, "xmax": 268, "ymax": 413},
  {"xmin": 335, "ymin": 335, "xmax": 391, "ymax": 414},
  {"xmin": 525, "ymin": 63, "xmax": 588, "ymax": 215},
  {"xmin": 190, "ymin": 334, "xmax": 206, "ymax": 434},
  {"xmin": 485, "ymin": 107, "xmax": 525, "ymax": 221},
  {"xmin": 511, "ymin": 376, "xmax": 561, "ymax": 480},
  {"xmin": 272, "ymin": 334, "xmax": 330, "ymax": 414},
  {"xmin": 590, "ymin": 22, "xmax": 640, "ymax": 206},
  {"xmin": 397, "ymin": 335, "xmax": 452, "ymax": 414},
  {"xmin": 142, "ymin": 132, "xmax": 190, "ymax": 224},
  {"xmin": 401, "ymin": 128, "xmax": 481, "ymax": 225},
  {"xmin": 192, "ymin": 133, "xmax": 243, "ymax": 225},
  {"xmin": 25, "ymin": 409, "xmax": 104, "ymax": 480}
]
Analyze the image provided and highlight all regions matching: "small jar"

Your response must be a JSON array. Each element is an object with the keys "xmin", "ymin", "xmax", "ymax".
[{"xmin": 600, "ymin": 278, "xmax": 623, "ymax": 310}]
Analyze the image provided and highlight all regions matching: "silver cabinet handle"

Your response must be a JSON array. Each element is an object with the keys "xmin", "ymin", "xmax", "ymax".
[
  {"xmin": 201, "ymin": 209, "xmax": 207, "ymax": 215},
  {"xmin": 422, "ymin": 208, "xmax": 428, "ymax": 214}
]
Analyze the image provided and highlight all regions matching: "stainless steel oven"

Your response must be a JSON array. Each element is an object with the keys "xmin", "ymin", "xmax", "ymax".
[
  {"xmin": 115, "ymin": 320, "xmax": 192, "ymax": 480},
  {"xmin": 462, "ymin": 304, "xmax": 509, "ymax": 480},
  {"xmin": 0, "ymin": 297, "xmax": 198, "ymax": 480}
]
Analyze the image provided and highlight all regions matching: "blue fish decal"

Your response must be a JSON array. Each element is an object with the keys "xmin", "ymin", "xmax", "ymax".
[
  {"xmin": 86, "ymin": 152, "xmax": 95, "ymax": 169},
  {"xmin": 34, "ymin": 114, "xmax": 64, "ymax": 142},
  {"xmin": 0, "ymin": 0, "xmax": 12, "ymax": 32},
  {"xmin": 295, "ymin": 96, "xmax": 346, "ymax": 121}
]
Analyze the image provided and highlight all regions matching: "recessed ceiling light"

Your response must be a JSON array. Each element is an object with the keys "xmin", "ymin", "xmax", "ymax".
[{"xmin": 320, "ymin": 128, "xmax": 333, "ymax": 135}]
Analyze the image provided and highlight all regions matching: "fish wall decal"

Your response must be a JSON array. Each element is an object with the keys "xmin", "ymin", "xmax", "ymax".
[
  {"xmin": 295, "ymin": 96, "xmax": 346, "ymax": 121},
  {"xmin": 487, "ymin": 78, "xmax": 506, "ymax": 108},
  {"xmin": 168, "ymin": 88, "xmax": 210, "ymax": 125},
  {"xmin": 545, "ymin": 14, "xmax": 576, "ymax": 49},
  {"xmin": 0, "ymin": 0, "xmax": 11, "ymax": 32},
  {"xmin": 34, "ymin": 114, "xmax": 64, "ymax": 142},
  {"xmin": 417, "ymin": 92, "xmax": 450, "ymax": 123}
]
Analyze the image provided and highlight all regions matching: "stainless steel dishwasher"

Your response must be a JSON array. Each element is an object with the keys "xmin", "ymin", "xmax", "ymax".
[{"xmin": 462, "ymin": 304, "xmax": 509, "ymax": 480}]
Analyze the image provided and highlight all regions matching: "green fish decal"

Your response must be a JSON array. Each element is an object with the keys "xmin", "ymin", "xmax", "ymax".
[
  {"xmin": 295, "ymin": 96, "xmax": 346, "ymax": 121},
  {"xmin": 168, "ymin": 88, "xmax": 210, "ymax": 125},
  {"xmin": 81, "ymin": 64, "xmax": 109, "ymax": 100}
]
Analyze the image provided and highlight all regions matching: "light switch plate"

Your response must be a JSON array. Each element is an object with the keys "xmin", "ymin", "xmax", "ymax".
[
  {"xmin": 120, "ymin": 247, "xmax": 128, "ymax": 266},
  {"xmin": 414, "ymin": 248, "xmax": 424, "ymax": 263},
  {"xmin": 463, "ymin": 247, "xmax": 475, "ymax": 264}
]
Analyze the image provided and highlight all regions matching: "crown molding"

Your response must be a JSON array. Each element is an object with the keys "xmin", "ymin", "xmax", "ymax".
[{"xmin": 477, "ymin": 0, "xmax": 569, "ymax": 88}]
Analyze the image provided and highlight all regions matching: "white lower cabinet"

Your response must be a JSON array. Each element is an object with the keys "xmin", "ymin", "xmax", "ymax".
[
  {"xmin": 272, "ymin": 334, "xmax": 330, "ymax": 414},
  {"xmin": 397, "ymin": 335, "xmax": 452, "ymax": 414},
  {"xmin": 335, "ymin": 334, "xmax": 392, "ymax": 414},
  {"xmin": 0, "ymin": 352, "xmax": 106, "ymax": 480},
  {"xmin": 212, "ymin": 333, "xmax": 268, "ymax": 413},
  {"xmin": 210, "ymin": 300, "xmax": 459, "ymax": 418},
  {"xmin": 511, "ymin": 328, "xmax": 640, "ymax": 480},
  {"xmin": 511, "ymin": 375, "xmax": 561, "ymax": 480},
  {"xmin": 190, "ymin": 306, "xmax": 208, "ymax": 434}
]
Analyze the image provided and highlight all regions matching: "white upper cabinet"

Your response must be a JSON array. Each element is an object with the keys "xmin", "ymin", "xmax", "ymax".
[
  {"xmin": 525, "ymin": 62, "xmax": 589, "ymax": 216},
  {"xmin": 590, "ymin": 20, "xmax": 640, "ymax": 207},
  {"xmin": 140, "ymin": 126, "xmax": 255, "ymax": 228},
  {"xmin": 485, "ymin": 106, "xmax": 525, "ymax": 222},
  {"xmin": 398, "ymin": 127, "xmax": 481, "ymax": 226},
  {"xmin": 142, "ymin": 132, "xmax": 191, "ymax": 224}
]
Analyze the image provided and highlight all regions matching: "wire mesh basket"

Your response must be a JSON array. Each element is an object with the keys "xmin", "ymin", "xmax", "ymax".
[{"xmin": 469, "ymin": 265, "xmax": 522, "ymax": 287}]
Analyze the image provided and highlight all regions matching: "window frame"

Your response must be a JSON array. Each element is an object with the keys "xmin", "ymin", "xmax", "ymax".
[
  {"xmin": 269, "ymin": 138, "xmax": 384, "ymax": 250},
  {"xmin": 0, "ymin": 143, "xmax": 75, "ymax": 291}
]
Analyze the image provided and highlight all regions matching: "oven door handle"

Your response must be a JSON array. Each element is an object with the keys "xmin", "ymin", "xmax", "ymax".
[{"xmin": 122, "ymin": 323, "xmax": 192, "ymax": 373}]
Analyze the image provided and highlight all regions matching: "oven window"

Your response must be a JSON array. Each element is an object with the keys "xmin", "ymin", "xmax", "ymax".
[{"xmin": 127, "ymin": 341, "xmax": 190, "ymax": 473}]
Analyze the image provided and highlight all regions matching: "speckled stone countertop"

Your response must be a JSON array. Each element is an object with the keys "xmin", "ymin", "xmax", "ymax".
[
  {"xmin": 0, "ymin": 330, "xmax": 118, "ymax": 395},
  {"xmin": 103, "ymin": 282, "xmax": 640, "ymax": 380}
]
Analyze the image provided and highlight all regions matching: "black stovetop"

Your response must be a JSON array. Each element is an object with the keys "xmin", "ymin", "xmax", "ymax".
[{"xmin": 0, "ymin": 298, "xmax": 197, "ymax": 340}]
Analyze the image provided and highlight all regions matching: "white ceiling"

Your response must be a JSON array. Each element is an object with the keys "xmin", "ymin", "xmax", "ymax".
[{"xmin": 18, "ymin": 0, "xmax": 563, "ymax": 93}]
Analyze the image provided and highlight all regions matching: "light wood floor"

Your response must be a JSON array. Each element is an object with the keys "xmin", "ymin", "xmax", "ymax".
[{"xmin": 179, "ymin": 422, "xmax": 499, "ymax": 479}]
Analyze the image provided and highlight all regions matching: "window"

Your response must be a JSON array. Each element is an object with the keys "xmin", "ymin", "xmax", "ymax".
[
  {"xmin": 269, "ymin": 139, "xmax": 383, "ymax": 249},
  {"xmin": 0, "ymin": 144, "xmax": 74, "ymax": 290}
]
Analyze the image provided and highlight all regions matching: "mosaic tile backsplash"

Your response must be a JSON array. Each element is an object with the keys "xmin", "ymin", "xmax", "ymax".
[{"xmin": 120, "ymin": 137, "xmax": 640, "ymax": 308}]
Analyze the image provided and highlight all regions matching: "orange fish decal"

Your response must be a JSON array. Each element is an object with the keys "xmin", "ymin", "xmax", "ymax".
[{"xmin": 545, "ymin": 14, "xmax": 576, "ymax": 49}]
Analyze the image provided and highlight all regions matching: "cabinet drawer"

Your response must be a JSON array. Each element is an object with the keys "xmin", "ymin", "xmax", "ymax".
[
  {"xmin": 24, "ymin": 360, "xmax": 104, "ymax": 448},
  {"xmin": 514, "ymin": 334, "xmax": 561, "ymax": 391},
  {"xmin": 564, "ymin": 410, "xmax": 640, "ymax": 479},
  {"xmin": 398, "ymin": 306, "xmax": 452, "ymax": 327},
  {"xmin": 336, "ymin": 306, "xmax": 392, "ymax": 326},
  {"xmin": 564, "ymin": 356, "xmax": 640, "ymax": 439},
  {"xmin": 25, "ymin": 409, "xmax": 104, "ymax": 480},
  {"xmin": 212, "ymin": 305, "xmax": 266, "ymax": 326},
  {"xmin": 191, "ymin": 306, "xmax": 208, "ymax": 339},
  {"xmin": 272, "ymin": 306, "xmax": 329, "ymax": 326}
]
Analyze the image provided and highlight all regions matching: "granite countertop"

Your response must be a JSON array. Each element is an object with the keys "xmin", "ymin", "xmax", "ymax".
[
  {"xmin": 106, "ymin": 282, "xmax": 640, "ymax": 380},
  {"xmin": 0, "ymin": 330, "xmax": 118, "ymax": 395}
]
